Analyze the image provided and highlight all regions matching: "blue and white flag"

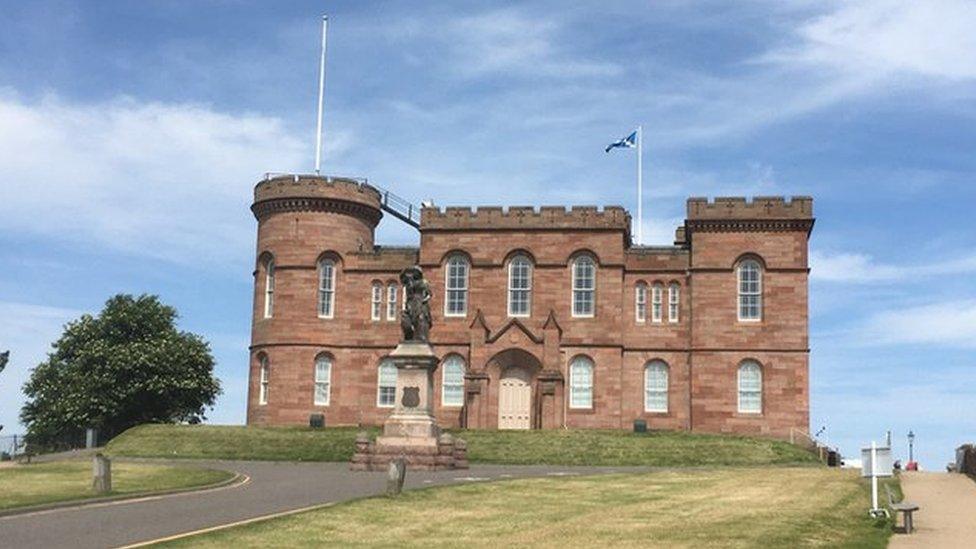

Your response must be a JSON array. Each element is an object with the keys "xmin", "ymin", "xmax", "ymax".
[{"xmin": 605, "ymin": 130, "xmax": 637, "ymax": 153}]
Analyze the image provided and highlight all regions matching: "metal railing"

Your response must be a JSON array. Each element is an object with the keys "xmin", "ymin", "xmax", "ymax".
[
  {"xmin": 260, "ymin": 172, "xmax": 421, "ymax": 230},
  {"xmin": 0, "ymin": 434, "xmax": 26, "ymax": 459}
]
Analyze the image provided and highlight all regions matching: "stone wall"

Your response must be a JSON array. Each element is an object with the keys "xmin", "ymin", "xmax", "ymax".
[{"xmin": 247, "ymin": 180, "xmax": 813, "ymax": 440}]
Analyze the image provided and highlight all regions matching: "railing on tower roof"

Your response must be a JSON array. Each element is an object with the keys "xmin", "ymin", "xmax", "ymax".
[{"xmin": 261, "ymin": 172, "xmax": 421, "ymax": 230}]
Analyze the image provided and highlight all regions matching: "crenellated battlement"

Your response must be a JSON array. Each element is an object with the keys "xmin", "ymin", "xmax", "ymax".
[
  {"xmin": 421, "ymin": 205, "xmax": 631, "ymax": 232},
  {"xmin": 687, "ymin": 196, "xmax": 813, "ymax": 220},
  {"xmin": 254, "ymin": 174, "xmax": 382, "ymax": 206}
]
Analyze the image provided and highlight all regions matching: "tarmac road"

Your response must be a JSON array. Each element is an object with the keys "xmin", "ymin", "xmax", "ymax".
[{"xmin": 0, "ymin": 460, "xmax": 646, "ymax": 548}]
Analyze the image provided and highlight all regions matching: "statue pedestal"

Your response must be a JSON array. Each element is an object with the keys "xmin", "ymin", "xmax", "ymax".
[{"xmin": 351, "ymin": 342, "xmax": 468, "ymax": 471}]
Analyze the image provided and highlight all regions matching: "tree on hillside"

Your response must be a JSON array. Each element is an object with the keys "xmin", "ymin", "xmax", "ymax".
[
  {"xmin": 0, "ymin": 350, "xmax": 8, "ymax": 374},
  {"xmin": 20, "ymin": 294, "xmax": 221, "ymax": 449}
]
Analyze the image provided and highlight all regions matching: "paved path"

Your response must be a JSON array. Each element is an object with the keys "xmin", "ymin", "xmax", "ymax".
[
  {"xmin": 0, "ymin": 460, "xmax": 647, "ymax": 548},
  {"xmin": 889, "ymin": 472, "xmax": 976, "ymax": 548}
]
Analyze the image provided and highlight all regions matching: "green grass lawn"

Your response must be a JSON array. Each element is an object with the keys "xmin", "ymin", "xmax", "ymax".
[
  {"xmin": 0, "ymin": 460, "xmax": 233, "ymax": 511},
  {"xmin": 158, "ymin": 467, "xmax": 893, "ymax": 548},
  {"xmin": 107, "ymin": 424, "xmax": 819, "ymax": 467}
]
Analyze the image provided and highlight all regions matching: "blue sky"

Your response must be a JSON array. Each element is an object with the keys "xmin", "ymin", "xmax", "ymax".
[{"xmin": 1, "ymin": 0, "xmax": 974, "ymax": 468}]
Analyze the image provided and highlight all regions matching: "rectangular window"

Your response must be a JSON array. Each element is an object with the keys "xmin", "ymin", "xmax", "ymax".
[
  {"xmin": 264, "ymin": 263, "xmax": 275, "ymax": 319},
  {"xmin": 738, "ymin": 364, "xmax": 762, "ymax": 414},
  {"xmin": 386, "ymin": 284, "xmax": 398, "ymax": 321},
  {"xmin": 635, "ymin": 284, "xmax": 647, "ymax": 323},
  {"xmin": 442, "ymin": 358, "xmax": 465, "ymax": 407},
  {"xmin": 508, "ymin": 258, "xmax": 532, "ymax": 317},
  {"xmin": 651, "ymin": 284, "xmax": 663, "ymax": 323},
  {"xmin": 645, "ymin": 365, "xmax": 668, "ymax": 413},
  {"xmin": 371, "ymin": 284, "xmax": 382, "ymax": 321},
  {"xmin": 572, "ymin": 259, "xmax": 595, "ymax": 317},
  {"xmin": 377, "ymin": 363, "xmax": 397, "ymax": 407},
  {"xmin": 569, "ymin": 360, "xmax": 593, "ymax": 408},
  {"xmin": 318, "ymin": 260, "xmax": 334, "ymax": 318},
  {"xmin": 258, "ymin": 364, "xmax": 269, "ymax": 405},
  {"xmin": 668, "ymin": 284, "xmax": 679, "ymax": 323},
  {"xmin": 314, "ymin": 359, "xmax": 331, "ymax": 406},
  {"xmin": 445, "ymin": 258, "xmax": 469, "ymax": 317},
  {"xmin": 738, "ymin": 262, "xmax": 762, "ymax": 321}
]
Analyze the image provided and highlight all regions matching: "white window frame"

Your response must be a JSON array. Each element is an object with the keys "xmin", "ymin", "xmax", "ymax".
[
  {"xmin": 651, "ymin": 283, "xmax": 663, "ymax": 323},
  {"xmin": 377, "ymin": 360, "xmax": 397, "ymax": 408},
  {"xmin": 737, "ymin": 259, "xmax": 762, "ymax": 322},
  {"xmin": 371, "ymin": 283, "xmax": 383, "ymax": 321},
  {"xmin": 668, "ymin": 283, "xmax": 680, "ymax": 323},
  {"xmin": 386, "ymin": 283, "xmax": 398, "ymax": 321},
  {"xmin": 737, "ymin": 361, "xmax": 763, "ymax": 414},
  {"xmin": 507, "ymin": 255, "xmax": 532, "ymax": 317},
  {"xmin": 263, "ymin": 259, "xmax": 275, "ymax": 319},
  {"xmin": 571, "ymin": 255, "xmax": 596, "ymax": 318},
  {"xmin": 441, "ymin": 355, "xmax": 465, "ymax": 407},
  {"xmin": 258, "ymin": 356, "xmax": 269, "ymax": 405},
  {"xmin": 444, "ymin": 254, "xmax": 469, "ymax": 317},
  {"xmin": 314, "ymin": 355, "xmax": 331, "ymax": 406},
  {"xmin": 568, "ymin": 356, "xmax": 594, "ymax": 409},
  {"xmin": 644, "ymin": 360, "xmax": 669, "ymax": 413},
  {"xmin": 635, "ymin": 283, "xmax": 647, "ymax": 323},
  {"xmin": 318, "ymin": 259, "xmax": 335, "ymax": 319}
]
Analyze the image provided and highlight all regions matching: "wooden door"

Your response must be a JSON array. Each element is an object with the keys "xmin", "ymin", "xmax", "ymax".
[{"xmin": 498, "ymin": 367, "xmax": 531, "ymax": 429}]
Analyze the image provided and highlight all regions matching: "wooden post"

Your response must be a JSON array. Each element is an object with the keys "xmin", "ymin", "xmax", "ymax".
[
  {"xmin": 92, "ymin": 453, "xmax": 112, "ymax": 494},
  {"xmin": 386, "ymin": 457, "xmax": 406, "ymax": 496}
]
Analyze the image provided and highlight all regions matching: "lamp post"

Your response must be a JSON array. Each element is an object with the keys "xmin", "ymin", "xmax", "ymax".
[{"xmin": 908, "ymin": 430, "xmax": 915, "ymax": 463}]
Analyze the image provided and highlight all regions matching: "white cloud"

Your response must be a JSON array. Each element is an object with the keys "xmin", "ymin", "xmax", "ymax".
[
  {"xmin": 851, "ymin": 299, "xmax": 976, "ymax": 348},
  {"xmin": 0, "ymin": 92, "xmax": 349, "ymax": 266},
  {"xmin": 811, "ymin": 250, "xmax": 976, "ymax": 282},
  {"xmin": 446, "ymin": 8, "xmax": 621, "ymax": 79},
  {"xmin": 774, "ymin": 0, "xmax": 976, "ymax": 81}
]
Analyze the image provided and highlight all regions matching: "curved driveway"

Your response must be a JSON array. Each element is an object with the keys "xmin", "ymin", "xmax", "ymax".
[{"xmin": 0, "ymin": 460, "xmax": 646, "ymax": 548}]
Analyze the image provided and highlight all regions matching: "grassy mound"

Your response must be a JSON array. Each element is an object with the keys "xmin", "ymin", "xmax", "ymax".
[
  {"xmin": 158, "ymin": 468, "xmax": 891, "ymax": 548},
  {"xmin": 107, "ymin": 424, "xmax": 818, "ymax": 467}
]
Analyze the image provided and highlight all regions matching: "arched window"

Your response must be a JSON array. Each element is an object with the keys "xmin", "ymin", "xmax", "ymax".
[
  {"xmin": 635, "ymin": 282, "xmax": 647, "ymax": 323},
  {"xmin": 371, "ymin": 282, "xmax": 383, "ymax": 321},
  {"xmin": 651, "ymin": 283, "xmax": 663, "ymax": 323},
  {"xmin": 737, "ymin": 259, "xmax": 762, "ymax": 321},
  {"xmin": 263, "ymin": 259, "xmax": 275, "ymax": 319},
  {"xmin": 572, "ymin": 255, "xmax": 596, "ymax": 317},
  {"xmin": 668, "ymin": 283, "xmax": 680, "ymax": 323},
  {"xmin": 377, "ymin": 359, "xmax": 397, "ymax": 407},
  {"xmin": 507, "ymin": 255, "xmax": 532, "ymax": 317},
  {"xmin": 318, "ymin": 259, "xmax": 335, "ymax": 318},
  {"xmin": 314, "ymin": 355, "xmax": 331, "ymax": 406},
  {"xmin": 445, "ymin": 254, "xmax": 469, "ymax": 317},
  {"xmin": 441, "ymin": 355, "xmax": 466, "ymax": 407},
  {"xmin": 258, "ymin": 355, "xmax": 270, "ymax": 405},
  {"xmin": 738, "ymin": 361, "xmax": 762, "ymax": 414},
  {"xmin": 569, "ymin": 356, "xmax": 594, "ymax": 408},
  {"xmin": 386, "ymin": 283, "xmax": 398, "ymax": 321},
  {"xmin": 644, "ymin": 360, "xmax": 669, "ymax": 412}
]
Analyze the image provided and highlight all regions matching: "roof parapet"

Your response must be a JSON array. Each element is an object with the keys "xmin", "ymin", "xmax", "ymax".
[
  {"xmin": 421, "ymin": 205, "xmax": 631, "ymax": 232},
  {"xmin": 687, "ymin": 196, "xmax": 813, "ymax": 220}
]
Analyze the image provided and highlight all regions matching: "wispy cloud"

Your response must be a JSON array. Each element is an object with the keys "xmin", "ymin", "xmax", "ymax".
[
  {"xmin": 0, "ymin": 92, "xmax": 345, "ymax": 267},
  {"xmin": 811, "ymin": 250, "xmax": 976, "ymax": 283},
  {"xmin": 848, "ymin": 299, "xmax": 976, "ymax": 348}
]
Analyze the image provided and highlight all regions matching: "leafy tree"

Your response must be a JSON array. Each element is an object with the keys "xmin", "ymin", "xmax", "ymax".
[
  {"xmin": 0, "ymin": 350, "xmax": 8, "ymax": 374},
  {"xmin": 20, "ymin": 294, "xmax": 221, "ymax": 448}
]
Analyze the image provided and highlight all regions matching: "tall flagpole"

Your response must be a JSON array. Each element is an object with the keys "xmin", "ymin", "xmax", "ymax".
[
  {"xmin": 636, "ymin": 125, "xmax": 643, "ymax": 246},
  {"xmin": 314, "ymin": 15, "xmax": 329, "ymax": 174}
]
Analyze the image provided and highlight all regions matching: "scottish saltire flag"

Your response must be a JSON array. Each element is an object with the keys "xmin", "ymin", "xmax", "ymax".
[{"xmin": 605, "ymin": 130, "xmax": 637, "ymax": 152}]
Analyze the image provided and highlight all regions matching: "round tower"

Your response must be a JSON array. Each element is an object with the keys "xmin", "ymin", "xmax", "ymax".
[{"xmin": 248, "ymin": 174, "xmax": 383, "ymax": 425}]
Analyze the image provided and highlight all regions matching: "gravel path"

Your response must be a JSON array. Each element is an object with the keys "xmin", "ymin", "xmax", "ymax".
[
  {"xmin": 0, "ymin": 460, "xmax": 648, "ymax": 549},
  {"xmin": 888, "ymin": 472, "xmax": 976, "ymax": 548}
]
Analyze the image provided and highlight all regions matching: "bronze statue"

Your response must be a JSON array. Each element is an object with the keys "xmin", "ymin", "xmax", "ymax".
[{"xmin": 399, "ymin": 266, "xmax": 432, "ymax": 342}]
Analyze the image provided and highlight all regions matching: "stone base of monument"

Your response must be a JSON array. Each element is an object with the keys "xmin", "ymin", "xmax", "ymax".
[{"xmin": 351, "ymin": 342, "xmax": 468, "ymax": 471}]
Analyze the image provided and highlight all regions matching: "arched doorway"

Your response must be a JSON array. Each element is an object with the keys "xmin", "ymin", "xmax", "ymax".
[
  {"xmin": 489, "ymin": 348, "xmax": 542, "ymax": 430},
  {"xmin": 499, "ymin": 366, "xmax": 531, "ymax": 429}
]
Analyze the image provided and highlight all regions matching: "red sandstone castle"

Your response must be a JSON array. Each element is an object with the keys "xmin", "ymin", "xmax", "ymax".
[{"xmin": 247, "ymin": 174, "xmax": 814, "ymax": 438}]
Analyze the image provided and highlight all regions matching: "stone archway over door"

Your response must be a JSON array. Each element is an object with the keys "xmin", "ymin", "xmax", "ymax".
[{"xmin": 499, "ymin": 367, "xmax": 531, "ymax": 429}]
